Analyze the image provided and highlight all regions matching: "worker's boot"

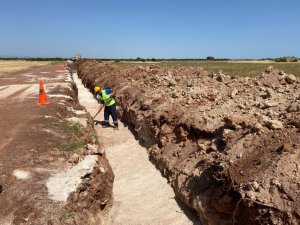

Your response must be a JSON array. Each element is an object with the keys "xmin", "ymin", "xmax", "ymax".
[
  {"xmin": 102, "ymin": 121, "xmax": 110, "ymax": 128},
  {"xmin": 113, "ymin": 123, "xmax": 119, "ymax": 130}
]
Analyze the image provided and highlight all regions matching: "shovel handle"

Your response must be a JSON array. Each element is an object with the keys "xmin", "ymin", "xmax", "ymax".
[{"xmin": 93, "ymin": 106, "xmax": 103, "ymax": 119}]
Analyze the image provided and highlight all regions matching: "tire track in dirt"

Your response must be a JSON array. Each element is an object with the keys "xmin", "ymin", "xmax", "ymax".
[{"xmin": 73, "ymin": 73, "xmax": 200, "ymax": 225}]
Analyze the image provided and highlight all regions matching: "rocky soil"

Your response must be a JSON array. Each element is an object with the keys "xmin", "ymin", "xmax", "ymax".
[{"xmin": 77, "ymin": 61, "xmax": 300, "ymax": 225}]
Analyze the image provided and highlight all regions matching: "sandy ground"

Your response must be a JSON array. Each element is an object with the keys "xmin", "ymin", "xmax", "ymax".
[{"xmin": 72, "ymin": 73, "xmax": 200, "ymax": 225}]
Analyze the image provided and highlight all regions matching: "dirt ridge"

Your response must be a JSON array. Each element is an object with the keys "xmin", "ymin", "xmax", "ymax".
[{"xmin": 77, "ymin": 61, "xmax": 300, "ymax": 225}]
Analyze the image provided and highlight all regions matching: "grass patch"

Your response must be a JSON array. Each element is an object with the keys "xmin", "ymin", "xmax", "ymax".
[
  {"xmin": 57, "ymin": 120, "xmax": 99, "ymax": 151},
  {"xmin": 61, "ymin": 120, "xmax": 82, "ymax": 136},
  {"xmin": 92, "ymin": 132, "xmax": 99, "ymax": 145},
  {"xmin": 58, "ymin": 210, "xmax": 75, "ymax": 222},
  {"xmin": 58, "ymin": 140, "xmax": 83, "ymax": 152},
  {"xmin": 57, "ymin": 120, "xmax": 84, "ymax": 151}
]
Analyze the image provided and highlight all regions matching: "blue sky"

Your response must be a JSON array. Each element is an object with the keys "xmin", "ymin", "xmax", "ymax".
[{"xmin": 0, "ymin": 0, "xmax": 299, "ymax": 58}]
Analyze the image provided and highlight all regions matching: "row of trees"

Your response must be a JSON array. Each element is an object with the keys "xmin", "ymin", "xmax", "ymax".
[
  {"xmin": 0, "ymin": 56, "xmax": 298, "ymax": 62},
  {"xmin": 99, "ymin": 57, "xmax": 231, "ymax": 62},
  {"xmin": 274, "ymin": 56, "xmax": 298, "ymax": 62}
]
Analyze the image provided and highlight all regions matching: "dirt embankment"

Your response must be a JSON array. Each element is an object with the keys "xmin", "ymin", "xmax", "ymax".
[
  {"xmin": 48, "ymin": 70, "xmax": 114, "ymax": 225},
  {"xmin": 77, "ymin": 61, "xmax": 300, "ymax": 225}
]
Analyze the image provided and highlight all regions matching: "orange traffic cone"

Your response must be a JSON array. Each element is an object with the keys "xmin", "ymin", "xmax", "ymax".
[{"xmin": 37, "ymin": 80, "xmax": 49, "ymax": 105}]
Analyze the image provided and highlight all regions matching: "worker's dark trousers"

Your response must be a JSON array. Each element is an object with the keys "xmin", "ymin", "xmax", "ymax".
[{"xmin": 104, "ymin": 104, "xmax": 118, "ymax": 127}]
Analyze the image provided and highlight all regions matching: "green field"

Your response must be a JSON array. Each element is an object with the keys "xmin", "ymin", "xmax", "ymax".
[{"xmin": 113, "ymin": 61, "xmax": 300, "ymax": 77}]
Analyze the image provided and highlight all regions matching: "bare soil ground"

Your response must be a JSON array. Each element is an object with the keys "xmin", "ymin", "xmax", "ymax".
[
  {"xmin": 77, "ymin": 61, "xmax": 300, "ymax": 225},
  {"xmin": 0, "ymin": 64, "xmax": 113, "ymax": 225}
]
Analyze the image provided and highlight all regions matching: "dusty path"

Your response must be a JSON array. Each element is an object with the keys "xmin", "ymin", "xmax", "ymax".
[
  {"xmin": 73, "ymin": 73, "xmax": 200, "ymax": 225},
  {"xmin": 0, "ymin": 64, "xmax": 70, "ymax": 224}
]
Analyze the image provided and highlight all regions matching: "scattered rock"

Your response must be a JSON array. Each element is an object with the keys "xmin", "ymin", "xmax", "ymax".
[
  {"xmin": 172, "ymin": 91, "xmax": 180, "ymax": 98},
  {"xmin": 286, "ymin": 103, "xmax": 300, "ymax": 113},
  {"xmin": 265, "ymin": 66, "xmax": 274, "ymax": 73},
  {"xmin": 251, "ymin": 181, "xmax": 260, "ymax": 192},
  {"xmin": 197, "ymin": 143, "xmax": 206, "ymax": 151},
  {"xmin": 253, "ymin": 122, "xmax": 263, "ymax": 133},
  {"xmin": 69, "ymin": 153, "xmax": 80, "ymax": 164},
  {"xmin": 168, "ymin": 79, "xmax": 177, "ymax": 87},
  {"xmin": 270, "ymin": 178, "xmax": 282, "ymax": 188},
  {"xmin": 178, "ymin": 127, "xmax": 188, "ymax": 141},
  {"xmin": 187, "ymin": 80, "xmax": 193, "ymax": 87},
  {"xmin": 266, "ymin": 88, "xmax": 276, "ymax": 99},
  {"xmin": 276, "ymin": 144, "xmax": 290, "ymax": 154},
  {"xmin": 230, "ymin": 89, "xmax": 238, "ymax": 98},
  {"xmin": 87, "ymin": 144, "xmax": 101, "ymax": 154},
  {"xmin": 285, "ymin": 74, "xmax": 296, "ymax": 84},
  {"xmin": 209, "ymin": 143, "xmax": 218, "ymax": 152},
  {"xmin": 265, "ymin": 120, "xmax": 283, "ymax": 130},
  {"xmin": 245, "ymin": 190, "xmax": 256, "ymax": 200},
  {"xmin": 13, "ymin": 170, "xmax": 31, "ymax": 180},
  {"xmin": 99, "ymin": 165, "xmax": 106, "ymax": 173},
  {"xmin": 141, "ymin": 100, "xmax": 152, "ymax": 110},
  {"xmin": 216, "ymin": 71, "xmax": 225, "ymax": 82},
  {"xmin": 264, "ymin": 101, "xmax": 278, "ymax": 108},
  {"xmin": 237, "ymin": 153, "xmax": 243, "ymax": 159}
]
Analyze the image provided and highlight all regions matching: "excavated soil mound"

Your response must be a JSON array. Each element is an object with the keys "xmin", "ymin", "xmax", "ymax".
[{"xmin": 77, "ymin": 61, "xmax": 300, "ymax": 225}]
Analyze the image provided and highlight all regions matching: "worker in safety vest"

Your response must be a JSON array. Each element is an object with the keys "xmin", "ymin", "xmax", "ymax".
[{"xmin": 94, "ymin": 86, "xmax": 118, "ymax": 129}]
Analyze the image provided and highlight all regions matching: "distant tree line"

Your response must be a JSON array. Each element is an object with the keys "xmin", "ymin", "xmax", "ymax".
[
  {"xmin": 91, "ymin": 57, "xmax": 231, "ymax": 62},
  {"xmin": 0, "ymin": 56, "xmax": 298, "ymax": 62},
  {"xmin": 86, "ymin": 56, "xmax": 299, "ymax": 62},
  {"xmin": 274, "ymin": 56, "xmax": 298, "ymax": 62}
]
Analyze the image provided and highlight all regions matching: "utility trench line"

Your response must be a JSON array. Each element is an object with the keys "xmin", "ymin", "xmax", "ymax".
[{"xmin": 72, "ymin": 73, "xmax": 200, "ymax": 225}]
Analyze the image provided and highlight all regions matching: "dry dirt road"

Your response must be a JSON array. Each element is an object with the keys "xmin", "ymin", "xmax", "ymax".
[
  {"xmin": 72, "ymin": 73, "xmax": 200, "ymax": 225},
  {"xmin": 0, "ymin": 64, "xmax": 85, "ymax": 224}
]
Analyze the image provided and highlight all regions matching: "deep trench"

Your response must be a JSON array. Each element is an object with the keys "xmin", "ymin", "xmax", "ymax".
[{"xmin": 72, "ymin": 72, "xmax": 201, "ymax": 225}]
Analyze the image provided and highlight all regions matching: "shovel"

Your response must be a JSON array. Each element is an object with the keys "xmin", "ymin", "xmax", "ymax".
[
  {"xmin": 86, "ymin": 107, "xmax": 103, "ymax": 127},
  {"xmin": 93, "ymin": 105, "xmax": 104, "ymax": 120},
  {"xmin": 93, "ymin": 110, "xmax": 100, "ymax": 120}
]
